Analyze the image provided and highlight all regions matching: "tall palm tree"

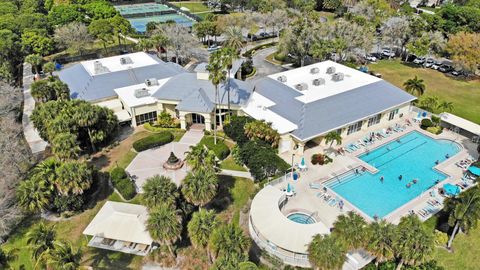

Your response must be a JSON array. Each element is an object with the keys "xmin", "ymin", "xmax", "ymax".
[
  {"xmin": 188, "ymin": 209, "xmax": 218, "ymax": 249},
  {"xmin": 332, "ymin": 211, "xmax": 368, "ymax": 250},
  {"xmin": 324, "ymin": 131, "xmax": 342, "ymax": 148},
  {"xmin": 307, "ymin": 234, "xmax": 347, "ymax": 270},
  {"xmin": 220, "ymin": 47, "xmax": 239, "ymax": 120},
  {"xmin": 16, "ymin": 176, "xmax": 52, "ymax": 213},
  {"xmin": 33, "ymin": 158, "xmax": 61, "ymax": 191},
  {"xmin": 437, "ymin": 101, "xmax": 454, "ymax": 112},
  {"xmin": 55, "ymin": 161, "xmax": 92, "ymax": 195},
  {"xmin": 27, "ymin": 222, "xmax": 56, "ymax": 264},
  {"xmin": 208, "ymin": 223, "xmax": 250, "ymax": 261},
  {"xmin": 367, "ymin": 220, "xmax": 395, "ymax": 266},
  {"xmin": 0, "ymin": 247, "xmax": 18, "ymax": 269},
  {"xmin": 151, "ymin": 33, "xmax": 170, "ymax": 60},
  {"xmin": 142, "ymin": 175, "xmax": 178, "ymax": 208},
  {"xmin": 393, "ymin": 214, "xmax": 434, "ymax": 270},
  {"xmin": 46, "ymin": 240, "xmax": 82, "ymax": 270},
  {"xmin": 403, "ymin": 76, "xmax": 426, "ymax": 96},
  {"xmin": 51, "ymin": 133, "xmax": 81, "ymax": 161},
  {"xmin": 75, "ymin": 104, "xmax": 100, "ymax": 152},
  {"xmin": 445, "ymin": 187, "xmax": 480, "ymax": 249},
  {"xmin": 25, "ymin": 54, "xmax": 43, "ymax": 74},
  {"xmin": 136, "ymin": 38, "xmax": 153, "ymax": 52},
  {"xmin": 185, "ymin": 144, "xmax": 208, "ymax": 170},
  {"xmin": 223, "ymin": 27, "xmax": 244, "ymax": 52},
  {"xmin": 181, "ymin": 167, "xmax": 218, "ymax": 209},
  {"xmin": 147, "ymin": 203, "xmax": 182, "ymax": 256},
  {"xmin": 207, "ymin": 51, "xmax": 226, "ymax": 145}
]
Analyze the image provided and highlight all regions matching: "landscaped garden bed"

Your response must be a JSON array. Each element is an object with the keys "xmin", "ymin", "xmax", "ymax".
[{"xmin": 132, "ymin": 131, "xmax": 174, "ymax": 152}]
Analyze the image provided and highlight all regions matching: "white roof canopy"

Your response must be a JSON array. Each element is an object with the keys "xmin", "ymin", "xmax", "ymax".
[
  {"xmin": 440, "ymin": 113, "xmax": 480, "ymax": 136},
  {"xmin": 83, "ymin": 201, "xmax": 153, "ymax": 245}
]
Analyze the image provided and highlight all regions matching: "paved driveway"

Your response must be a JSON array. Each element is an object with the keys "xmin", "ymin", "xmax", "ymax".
[
  {"xmin": 126, "ymin": 129, "xmax": 203, "ymax": 192},
  {"xmin": 247, "ymin": 47, "xmax": 286, "ymax": 83}
]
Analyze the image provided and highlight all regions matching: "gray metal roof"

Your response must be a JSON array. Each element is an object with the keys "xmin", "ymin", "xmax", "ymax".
[
  {"xmin": 176, "ymin": 88, "xmax": 215, "ymax": 113},
  {"xmin": 152, "ymin": 73, "xmax": 253, "ymax": 108},
  {"xmin": 254, "ymin": 78, "xmax": 416, "ymax": 141},
  {"xmin": 58, "ymin": 54, "xmax": 185, "ymax": 102}
]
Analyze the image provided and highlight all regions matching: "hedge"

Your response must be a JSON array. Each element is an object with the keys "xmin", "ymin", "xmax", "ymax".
[
  {"xmin": 200, "ymin": 136, "xmax": 230, "ymax": 160},
  {"xmin": 421, "ymin": 118, "xmax": 434, "ymax": 129},
  {"xmin": 110, "ymin": 167, "xmax": 136, "ymax": 200},
  {"xmin": 133, "ymin": 131, "xmax": 174, "ymax": 152}
]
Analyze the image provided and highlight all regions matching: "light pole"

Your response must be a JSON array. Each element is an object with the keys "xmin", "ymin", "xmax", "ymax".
[{"xmin": 291, "ymin": 153, "xmax": 295, "ymax": 179}]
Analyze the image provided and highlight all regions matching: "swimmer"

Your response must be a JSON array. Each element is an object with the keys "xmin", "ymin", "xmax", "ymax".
[
  {"xmin": 435, "ymin": 160, "xmax": 439, "ymax": 165},
  {"xmin": 445, "ymin": 154, "xmax": 450, "ymax": 159},
  {"xmin": 380, "ymin": 176, "xmax": 384, "ymax": 182},
  {"xmin": 396, "ymin": 138, "xmax": 401, "ymax": 143},
  {"xmin": 406, "ymin": 183, "xmax": 411, "ymax": 188},
  {"xmin": 399, "ymin": 175, "xmax": 403, "ymax": 180},
  {"xmin": 413, "ymin": 179, "xmax": 418, "ymax": 184}
]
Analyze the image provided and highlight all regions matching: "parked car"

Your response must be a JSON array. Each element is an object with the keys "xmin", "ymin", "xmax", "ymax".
[
  {"xmin": 439, "ymin": 64, "xmax": 453, "ymax": 73},
  {"xmin": 424, "ymin": 58, "xmax": 434, "ymax": 68},
  {"xmin": 381, "ymin": 48, "xmax": 395, "ymax": 58},
  {"xmin": 413, "ymin": 57, "xmax": 425, "ymax": 65},
  {"xmin": 451, "ymin": 70, "xmax": 461, "ymax": 76},
  {"xmin": 364, "ymin": 54, "xmax": 377, "ymax": 62},
  {"xmin": 431, "ymin": 61, "xmax": 442, "ymax": 70},
  {"xmin": 207, "ymin": 45, "xmax": 221, "ymax": 52}
]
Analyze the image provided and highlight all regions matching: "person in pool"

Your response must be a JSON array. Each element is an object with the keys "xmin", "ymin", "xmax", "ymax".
[
  {"xmin": 435, "ymin": 160, "xmax": 439, "ymax": 165},
  {"xmin": 399, "ymin": 175, "xmax": 403, "ymax": 180},
  {"xmin": 445, "ymin": 153, "xmax": 450, "ymax": 159},
  {"xmin": 406, "ymin": 183, "xmax": 411, "ymax": 188},
  {"xmin": 380, "ymin": 176, "xmax": 384, "ymax": 182},
  {"xmin": 413, "ymin": 179, "xmax": 418, "ymax": 184}
]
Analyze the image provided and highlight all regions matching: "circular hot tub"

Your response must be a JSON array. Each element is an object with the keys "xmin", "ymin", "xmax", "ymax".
[{"xmin": 287, "ymin": 212, "xmax": 317, "ymax": 224}]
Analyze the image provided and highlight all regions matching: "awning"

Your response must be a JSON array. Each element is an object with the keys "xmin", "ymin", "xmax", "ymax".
[
  {"xmin": 115, "ymin": 110, "xmax": 132, "ymax": 122},
  {"xmin": 439, "ymin": 113, "xmax": 480, "ymax": 136},
  {"xmin": 443, "ymin": 183, "xmax": 460, "ymax": 196},
  {"xmin": 468, "ymin": 166, "xmax": 480, "ymax": 176}
]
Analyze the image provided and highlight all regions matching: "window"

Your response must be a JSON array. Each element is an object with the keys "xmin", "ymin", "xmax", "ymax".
[
  {"xmin": 367, "ymin": 114, "xmax": 381, "ymax": 127},
  {"xmin": 347, "ymin": 121, "xmax": 363, "ymax": 135},
  {"xmin": 135, "ymin": 111, "xmax": 157, "ymax": 125},
  {"xmin": 388, "ymin": 109, "xmax": 399, "ymax": 121}
]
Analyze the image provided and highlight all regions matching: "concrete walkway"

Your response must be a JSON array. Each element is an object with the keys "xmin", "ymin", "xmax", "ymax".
[
  {"xmin": 126, "ymin": 129, "xmax": 204, "ymax": 191},
  {"xmin": 22, "ymin": 63, "xmax": 48, "ymax": 154},
  {"xmin": 219, "ymin": 169, "xmax": 253, "ymax": 179}
]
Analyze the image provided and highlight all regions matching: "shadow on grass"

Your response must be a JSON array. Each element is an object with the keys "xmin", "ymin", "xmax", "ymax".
[
  {"xmin": 208, "ymin": 175, "xmax": 236, "ymax": 213},
  {"xmin": 83, "ymin": 248, "xmax": 140, "ymax": 270}
]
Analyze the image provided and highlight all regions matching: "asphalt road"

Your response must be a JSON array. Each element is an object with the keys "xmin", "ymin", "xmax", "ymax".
[{"xmin": 247, "ymin": 46, "xmax": 286, "ymax": 83}]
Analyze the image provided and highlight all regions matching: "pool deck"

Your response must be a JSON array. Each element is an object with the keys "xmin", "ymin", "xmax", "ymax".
[{"xmin": 275, "ymin": 114, "xmax": 478, "ymax": 225}]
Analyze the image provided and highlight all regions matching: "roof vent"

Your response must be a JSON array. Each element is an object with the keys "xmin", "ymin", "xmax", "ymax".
[
  {"xmin": 120, "ymin": 57, "xmax": 133, "ymax": 65},
  {"xmin": 277, "ymin": 75, "xmax": 287, "ymax": 82},
  {"xmin": 331, "ymin": 72, "xmax": 344, "ymax": 82},
  {"xmin": 312, "ymin": 78, "xmax": 325, "ymax": 86},
  {"xmin": 326, "ymin": 66, "xmax": 336, "ymax": 74},
  {"xmin": 134, "ymin": 88, "xmax": 150, "ymax": 98},
  {"xmin": 93, "ymin": 61, "xmax": 110, "ymax": 74},
  {"xmin": 295, "ymin": 82, "xmax": 308, "ymax": 91},
  {"xmin": 145, "ymin": 78, "xmax": 159, "ymax": 86},
  {"xmin": 310, "ymin": 67, "xmax": 320, "ymax": 74}
]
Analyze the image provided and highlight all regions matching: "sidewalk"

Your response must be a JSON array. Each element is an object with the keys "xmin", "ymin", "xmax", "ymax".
[
  {"xmin": 22, "ymin": 63, "xmax": 48, "ymax": 154},
  {"xmin": 219, "ymin": 169, "xmax": 253, "ymax": 179}
]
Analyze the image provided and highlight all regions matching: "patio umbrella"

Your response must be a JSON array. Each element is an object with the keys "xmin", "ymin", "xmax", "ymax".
[
  {"xmin": 443, "ymin": 183, "xmax": 460, "ymax": 196},
  {"xmin": 468, "ymin": 166, "xmax": 480, "ymax": 176},
  {"xmin": 287, "ymin": 183, "xmax": 291, "ymax": 193},
  {"xmin": 299, "ymin": 157, "xmax": 307, "ymax": 170}
]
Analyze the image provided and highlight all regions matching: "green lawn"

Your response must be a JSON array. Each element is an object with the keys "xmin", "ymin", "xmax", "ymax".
[
  {"xmin": 170, "ymin": 1, "xmax": 211, "ymax": 13},
  {"xmin": 368, "ymin": 60, "xmax": 480, "ymax": 124},
  {"xmin": 434, "ymin": 226, "xmax": 480, "ymax": 270},
  {"xmin": 116, "ymin": 150, "xmax": 137, "ymax": 170},
  {"xmin": 220, "ymin": 156, "xmax": 247, "ymax": 172}
]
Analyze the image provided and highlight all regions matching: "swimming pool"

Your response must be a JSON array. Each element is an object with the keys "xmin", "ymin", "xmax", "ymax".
[
  {"xmin": 325, "ymin": 131, "xmax": 460, "ymax": 218},
  {"xmin": 287, "ymin": 212, "xmax": 316, "ymax": 224}
]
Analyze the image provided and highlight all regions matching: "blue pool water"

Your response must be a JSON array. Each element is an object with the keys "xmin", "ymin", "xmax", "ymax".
[
  {"xmin": 325, "ymin": 131, "xmax": 460, "ymax": 218},
  {"xmin": 287, "ymin": 213, "xmax": 316, "ymax": 224}
]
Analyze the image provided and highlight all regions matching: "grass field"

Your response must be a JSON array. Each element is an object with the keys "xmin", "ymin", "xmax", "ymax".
[
  {"xmin": 220, "ymin": 156, "xmax": 247, "ymax": 171},
  {"xmin": 368, "ymin": 60, "xmax": 480, "ymax": 124},
  {"xmin": 171, "ymin": 1, "xmax": 211, "ymax": 13},
  {"xmin": 433, "ymin": 226, "xmax": 480, "ymax": 270}
]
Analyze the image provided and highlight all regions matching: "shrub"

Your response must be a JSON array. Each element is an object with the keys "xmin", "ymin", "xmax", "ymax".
[
  {"xmin": 110, "ymin": 167, "xmax": 127, "ymax": 182},
  {"xmin": 224, "ymin": 116, "xmax": 254, "ymax": 146},
  {"xmin": 431, "ymin": 115, "xmax": 440, "ymax": 125},
  {"xmin": 133, "ymin": 131, "xmax": 173, "ymax": 151},
  {"xmin": 426, "ymin": 126, "xmax": 443, "ymax": 135},
  {"xmin": 434, "ymin": 230, "xmax": 448, "ymax": 246},
  {"xmin": 156, "ymin": 111, "xmax": 179, "ymax": 128},
  {"xmin": 115, "ymin": 178, "xmax": 137, "ymax": 200},
  {"xmin": 200, "ymin": 136, "xmax": 230, "ymax": 160},
  {"xmin": 311, "ymin": 154, "xmax": 333, "ymax": 165},
  {"xmin": 421, "ymin": 118, "xmax": 434, "ymax": 129},
  {"xmin": 53, "ymin": 194, "xmax": 84, "ymax": 213},
  {"xmin": 239, "ymin": 140, "xmax": 289, "ymax": 181}
]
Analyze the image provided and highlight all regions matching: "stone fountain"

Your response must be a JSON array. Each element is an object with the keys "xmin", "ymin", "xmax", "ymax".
[{"xmin": 163, "ymin": 152, "xmax": 184, "ymax": 170}]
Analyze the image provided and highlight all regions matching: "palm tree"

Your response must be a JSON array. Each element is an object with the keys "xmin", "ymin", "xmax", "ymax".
[
  {"xmin": 46, "ymin": 240, "xmax": 82, "ymax": 270},
  {"xmin": 367, "ymin": 220, "xmax": 395, "ymax": 266},
  {"xmin": 55, "ymin": 161, "xmax": 92, "ymax": 195},
  {"xmin": 332, "ymin": 211, "xmax": 368, "ymax": 250},
  {"xmin": 181, "ymin": 167, "xmax": 218, "ymax": 209},
  {"xmin": 16, "ymin": 176, "xmax": 52, "ymax": 213},
  {"xmin": 437, "ymin": 100, "xmax": 454, "ymax": 112},
  {"xmin": 27, "ymin": 222, "xmax": 56, "ymax": 264},
  {"xmin": 419, "ymin": 96, "xmax": 439, "ymax": 112},
  {"xmin": 147, "ymin": 203, "xmax": 182, "ymax": 256},
  {"xmin": 151, "ymin": 33, "xmax": 170, "ymax": 59},
  {"xmin": 207, "ymin": 51, "xmax": 226, "ymax": 145},
  {"xmin": 308, "ymin": 234, "xmax": 347, "ymax": 270},
  {"xmin": 185, "ymin": 144, "xmax": 208, "ymax": 170},
  {"xmin": 403, "ymin": 76, "xmax": 425, "ymax": 96},
  {"xmin": 188, "ymin": 209, "xmax": 218, "ymax": 249},
  {"xmin": 223, "ymin": 27, "xmax": 244, "ymax": 52},
  {"xmin": 445, "ymin": 187, "xmax": 480, "ymax": 249},
  {"xmin": 33, "ymin": 158, "xmax": 60, "ymax": 191},
  {"xmin": 25, "ymin": 54, "xmax": 43, "ymax": 74},
  {"xmin": 0, "ymin": 247, "xmax": 18, "ymax": 269},
  {"xmin": 136, "ymin": 38, "xmax": 153, "ymax": 52},
  {"xmin": 43, "ymin": 62, "xmax": 56, "ymax": 77},
  {"xmin": 142, "ymin": 175, "xmax": 178, "ymax": 208},
  {"xmin": 220, "ymin": 47, "xmax": 239, "ymax": 120},
  {"xmin": 208, "ymin": 223, "xmax": 250, "ymax": 261},
  {"xmin": 51, "ymin": 133, "xmax": 81, "ymax": 161},
  {"xmin": 393, "ymin": 214, "xmax": 434, "ymax": 270},
  {"xmin": 324, "ymin": 131, "xmax": 342, "ymax": 148},
  {"xmin": 238, "ymin": 261, "xmax": 259, "ymax": 270}
]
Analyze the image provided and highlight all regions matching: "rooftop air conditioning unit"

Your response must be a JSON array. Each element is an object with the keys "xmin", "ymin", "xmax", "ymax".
[
  {"xmin": 310, "ymin": 67, "xmax": 320, "ymax": 74},
  {"xmin": 120, "ymin": 57, "xmax": 133, "ymax": 65},
  {"xmin": 312, "ymin": 78, "xmax": 325, "ymax": 86},
  {"xmin": 134, "ymin": 88, "xmax": 150, "ymax": 98},
  {"xmin": 145, "ymin": 78, "xmax": 159, "ymax": 86},
  {"xmin": 331, "ymin": 72, "xmax": 344, "ymax": 82},
  {"xmin": 93, "ymin": 61, "xmax": 110, "ymax": 74},
  {"xmin": 326, "ymin": 66, "xmax": 336, "ymax": 74},
  {"xmin": 295, "ymin": 82, "xmax": 308, "ymax": 91},
  {"xmin": 277, "ymin": 75, "xmax": 287, "ymax": 82}
]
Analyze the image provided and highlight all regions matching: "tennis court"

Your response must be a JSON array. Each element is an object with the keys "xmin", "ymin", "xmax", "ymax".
[
  {"xmin": 115, "ymin": 3, "xmax": 171, "ymax": 15},
  {"xmin": 128, "ymin": 14, "xmax": 195, "ymax": 32}
]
